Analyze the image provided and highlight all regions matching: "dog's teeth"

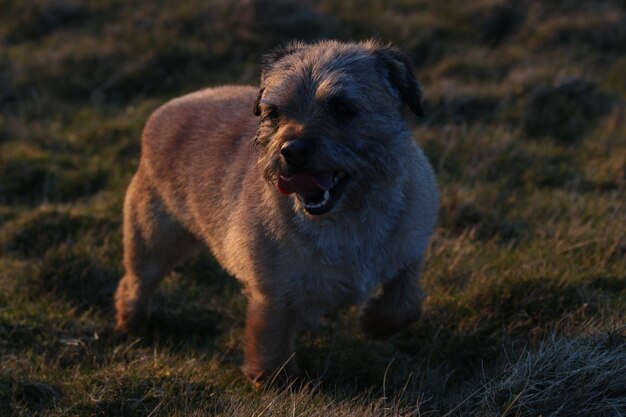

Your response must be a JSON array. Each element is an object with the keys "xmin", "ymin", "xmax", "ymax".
[{"xmin": 303, "ymin": 190, "xmax": 332, "ymax": 210}]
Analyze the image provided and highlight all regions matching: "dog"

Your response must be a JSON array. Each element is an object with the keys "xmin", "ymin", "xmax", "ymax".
[{"xmin": 114, "ymin": 40, "xmax": 438, "ymax": 385}]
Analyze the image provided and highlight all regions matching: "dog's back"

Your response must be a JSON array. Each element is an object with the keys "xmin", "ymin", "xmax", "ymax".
[{"xmin": 138, "ymin": 86, "xmax": 261, "ymax": 246}]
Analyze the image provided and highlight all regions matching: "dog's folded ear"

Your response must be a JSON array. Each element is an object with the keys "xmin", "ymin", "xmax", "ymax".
[
  {"xmin": 373, "ymin": 46, "xmax": 424, "ymax": 117},
  {"xmin": 255, "ymin": 41, "xmax": 307, "ymax": 116},
  {"xmin": 260, "ymin": 41, "xmax": 306, "ymax": 77},
  {"xmin": 254, "ymin": 87, "xmax": 265, "ymax": 116}
]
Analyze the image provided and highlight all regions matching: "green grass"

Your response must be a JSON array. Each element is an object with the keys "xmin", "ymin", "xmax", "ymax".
[{"xmin": 1, "ymin": 0, "xmax": 625, "ymax": 415}]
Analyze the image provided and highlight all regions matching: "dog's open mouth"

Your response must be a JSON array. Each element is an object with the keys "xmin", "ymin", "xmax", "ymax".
[{"xmin": 277, "ymin": 171, "xmax": 349, "ymax": 215}]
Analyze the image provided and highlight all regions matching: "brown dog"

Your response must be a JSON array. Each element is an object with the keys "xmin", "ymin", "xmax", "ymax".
[{"xmin": 114, "ymin": 40, "xmax": 438, "ymax": 385}]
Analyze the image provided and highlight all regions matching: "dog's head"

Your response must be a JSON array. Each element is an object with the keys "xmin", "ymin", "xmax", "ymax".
[{"xmin": 254, "ymin": 40, "xmax": 423, "ymax": 217}]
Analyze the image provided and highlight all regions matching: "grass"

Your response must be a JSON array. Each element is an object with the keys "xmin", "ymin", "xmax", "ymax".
[{"xmin": 1, "ymin": 0, "xmax": 625, "ymax": 415}]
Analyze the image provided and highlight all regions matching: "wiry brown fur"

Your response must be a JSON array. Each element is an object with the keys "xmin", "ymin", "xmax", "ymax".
[{"xmin": 114, "ymin": 40, "xmax": 439, "ymax": 385}]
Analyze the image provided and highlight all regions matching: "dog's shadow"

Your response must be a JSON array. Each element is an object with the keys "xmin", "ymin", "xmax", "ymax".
[
  {"xmin": 291, "ymin": 314, "xmax": 429, "ymax": 401},
  {"xmin": 128, "ymin": 306, "xmax": 225, "ymax": 347},
  {"xmin": 48, "ymin": 251, "xmax": 433, "ymax": 396},
  {"xmin": 122, "ymin": 254, "xmax": 244, "ymax": 346}
]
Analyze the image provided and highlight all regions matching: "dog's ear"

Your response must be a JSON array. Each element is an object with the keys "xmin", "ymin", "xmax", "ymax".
[
  {"xmin": 373, "ymin": 46, "xmax": 424, "ymax": 117},
  {"xmin": 254, "ymin": 87, "xmax": 264, "ymax": 116},
  {"xmin": 260, "ymin": 41, "xmax": 306, "ymax": 79},
  {"xmin": 255, "ymin": 41, "xmax": 307, "ymax": 116}
]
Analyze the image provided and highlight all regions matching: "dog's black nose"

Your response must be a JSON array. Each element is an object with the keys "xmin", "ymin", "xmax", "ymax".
[{"xmin": 280, "ymin": 139, "xmax": 314, "ymax": 168}]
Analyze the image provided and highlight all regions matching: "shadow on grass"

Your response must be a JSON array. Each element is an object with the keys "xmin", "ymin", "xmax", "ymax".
[
  {"xmin": 1, "ymin": 208, "xmax": 115, "ymax": 257},
  {"xmin": 0, "ymin": 376, "xmax": 60, "ymax": 417},
  {"xmin": 28, "ymin": 244, "xmax": 120, "ymax": 312},
  {"xmin": 124, "ymin": 300, "xmax": 226, "ymax": 348},
  {"xmin": 22, "ymin": 241, "xmax": 234, "ymax": 347},
  {"xmin": 297, "ymin": 271, "xmax": 619, "ymax": 400},
  {"xmin": 0, "ymin": 156, "xmax": 108, "ymax": 205}
]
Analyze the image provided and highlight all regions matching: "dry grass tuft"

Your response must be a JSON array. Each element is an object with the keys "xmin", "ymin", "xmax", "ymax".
[{"xmin": 477, "ymin": 332, "xmax": 626, "ymax": 417}]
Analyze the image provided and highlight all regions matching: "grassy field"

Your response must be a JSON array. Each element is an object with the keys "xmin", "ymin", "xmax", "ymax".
[{"xmin": 1, "ymin": 0, "xmax": 625, "ymax": 415}]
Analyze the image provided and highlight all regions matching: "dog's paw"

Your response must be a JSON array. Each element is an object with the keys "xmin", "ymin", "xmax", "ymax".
[
  {"xmin": 114, "ymin": 307, "xmax": 142, "ymax": 333},
  {"xmin": 114, "ymin": 296, "xmax": 149, "ymax": 333},
  {"xmin": 241, "ymin": 364, "xmax": 304, "ymax": 390}
]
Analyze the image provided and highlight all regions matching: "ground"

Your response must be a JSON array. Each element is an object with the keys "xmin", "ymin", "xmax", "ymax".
[{"xmin": 1, "ymin": 0, "xmax": 625, "ymax": 415}]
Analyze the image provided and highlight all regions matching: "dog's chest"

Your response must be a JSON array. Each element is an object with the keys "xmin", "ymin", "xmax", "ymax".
[
  {"xmin": 297, "ymin": 252, "xmax": 381, "ymax": 305},
  {"xmin": 288, "ymin": 216, "xmax": 402, "ymax": 305}
]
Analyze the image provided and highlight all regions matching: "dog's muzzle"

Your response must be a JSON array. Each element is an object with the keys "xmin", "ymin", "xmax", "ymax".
[{"xmin": 278, "ymin": 171, "xmax": 349, "ymax": 215}]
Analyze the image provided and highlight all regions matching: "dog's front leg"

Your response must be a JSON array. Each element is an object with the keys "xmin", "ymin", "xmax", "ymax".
[
  {"xmin": 360, "ymin": 260, "xmax": 424, "ymax": 340},
  {"xmin": 241, "ymin": 293, "xmax": 299, "ymax": 386}
]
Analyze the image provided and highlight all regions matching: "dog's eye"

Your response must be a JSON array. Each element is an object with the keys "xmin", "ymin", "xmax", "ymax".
[
  {"xmin": 264, "ymin": 105, "xmax": 280, "ymax": 121},
  {"xmin": 328, "ymin": 96, "xmax": 358, "ymax": 122}
]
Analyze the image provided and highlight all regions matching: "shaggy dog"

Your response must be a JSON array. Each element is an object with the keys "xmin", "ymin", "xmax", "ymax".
[{"xmin": 114, "ymin": 40, "xmax": 438, "ymax": 385}]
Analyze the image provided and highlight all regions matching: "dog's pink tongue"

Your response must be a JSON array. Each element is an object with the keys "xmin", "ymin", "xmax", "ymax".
[{"xmin": 278, "ymin": 172, "xmax": 333, "ymax": 198}]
